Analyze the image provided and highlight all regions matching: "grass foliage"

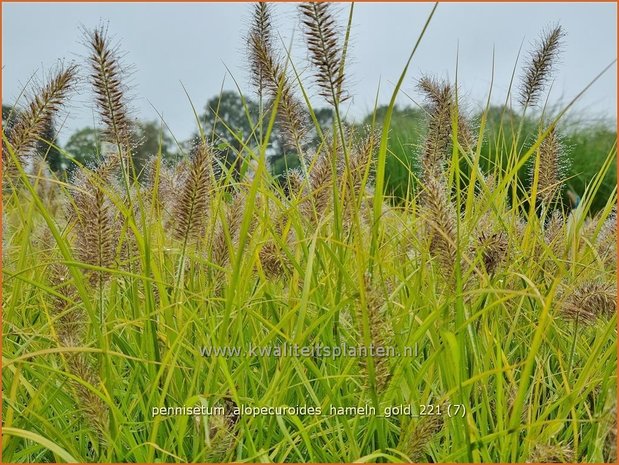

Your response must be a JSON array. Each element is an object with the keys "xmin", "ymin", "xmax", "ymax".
[{"xmin": 2, "ymin": 4, "xmax": 617, "ymax": 463}]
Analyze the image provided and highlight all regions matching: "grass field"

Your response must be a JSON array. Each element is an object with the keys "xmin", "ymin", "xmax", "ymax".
[{"xmin": 2, "ymin": 3, "xmax": 617, "ymax": 463}]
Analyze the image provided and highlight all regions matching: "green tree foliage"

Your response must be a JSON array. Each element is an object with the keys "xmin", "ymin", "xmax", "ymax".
[
  {"xmin": 2, "ymin": 104, "xmax": 18, "ymax": 132},
  {"xmin": 134, "ymin": 120, "xmax": 176, "ymax": 179},
  {"xmin": 374, "ymin": 104, "xmax": 615, "ymax": 213},
  {"xmin": 195, "ymin": 91, "xmax": 261, "ymax": 180},
  {"xmin": 480, "ymin": 106, "xmax": 616, "ymax": 213},
  {"xmin": 64, "ymin": 121, "xmax": 176, "ymax": 180},
  {"xmin": 562, "ymin": 124, "xmax": 616, "ymax": 212},
  {"xmin": 53, "ymin": 98, "xmax": 619, "ymax": 215},
  {"xmin": 63, "ymin": 127, "xmax": 103, "ymax": 176},
  {"xmin": 195, "ymin": 91, "xmax": 335, "ymax": 180},
  {"xmin": 362, "ymin": 104, "xmax": 426, "ymax": 201}
]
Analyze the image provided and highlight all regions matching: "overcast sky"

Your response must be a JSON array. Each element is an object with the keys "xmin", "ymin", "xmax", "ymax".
[{"xmin": 3, "ymin": 2, "xmax": 617, "ymax": 144}]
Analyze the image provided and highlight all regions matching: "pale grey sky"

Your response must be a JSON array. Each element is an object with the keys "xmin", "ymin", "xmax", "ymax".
[{"xmin": 3, "ymin": 2, "xmax": 617, "ymax": 144}]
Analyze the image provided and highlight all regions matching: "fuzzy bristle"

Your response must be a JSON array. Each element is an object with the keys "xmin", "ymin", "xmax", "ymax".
[
  {"xmin": 418, "ymin": 76, "xmax": 451, "ymax": 177},
  {"xmin": 403, "ymin": 413, "xmax": 443, "ymax": 461},
  {"xmin": 248, "ymin": 2, "xmax": 274, "ymax": 97},
  {"xmin": 519, "ymin": 25, "xmax": 564, "ymax": 108},
  {"xmin": 247, "ymin": 3, "xmax": 308, "ymax": 152},
  {"xmin": 544, "ymin": 210, "xmax": 566, "ymax": 258},
  {"xmin": 201, "ymin": 397, "xmax": 238, "ymax": 461},
  {"xmin": 560, "ymin": 280, "xmax": 617, "ymax": 324},
  {"xmin": 348, "ymin": 128, "xmax": 377, "ymax": 197},
  {"xmin": 421, "ymin": 176, "xmax": 458, "ymax": 277},
  {"xmin": 69, "ymin": 351, "xmax": 110, "ymax": 438},
  {"xmin": 171, "ymin": 142, "xmax": 214, "ymax": 242},
  {"xmin": 595, "ymin": 210, "xmax": 617, "ymax": 272},
  {"xmin": 306, "ymin": 149, "xmax": 333, "ymax": 221},
  {"xmin": 87, "ymin": 26, "xmax": 134, "ymax": 151},
  {"xmin": 143, "ymin": 155, "xmax": 187, "ymax": 219},
  {"xmin": 417, "ymin": 76, "xmax": 474, "ymax": 179},
  {"xmin": 359, "ymin": 274, "xmax": 392, "ymax": 393},
  {"xmin": 47, "ymin": 258, "xmax": 83, "ymax": 343},
  {"xmin": 259, "ymin": 240, "xmax": 288, "ymax": 278},
  {"xmin": 281, "ymin": 168, "xmax": 305, "ymax": 199},
  {"xmin": 72, "ymin": 169, "xmax": 119, "ymax": 288},
  {"xmin": 211, "ymin": 189, "xmax": 245, "ymax": 270},
  {"xmin": 534, "ymin": 125, "xmax": 567, "ymax": 207},
  {"xmin": 4, "ymin": 65, "xmax": 77, "ymax": 181},
  {"xmin": 478, "ymin": 230, "xmax": 508, "ymax": 275},
  {"xmin": 46, "ymin": 253, "xmax": 108, "ymax": 438},
  {"xmin": 528, "ymin": 443, "xmax": 575, "ymax": 463},
  {"xmin": 299, "ymin": 2, "xmax": 348, "ymax": 105}
]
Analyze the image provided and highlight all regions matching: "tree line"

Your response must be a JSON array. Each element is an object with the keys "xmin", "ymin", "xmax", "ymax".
[{"xmin": 3, "ymin": 92, "xmax": 615, "ymax": 212}]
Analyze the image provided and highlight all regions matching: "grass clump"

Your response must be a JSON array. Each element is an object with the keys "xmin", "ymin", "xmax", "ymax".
[{"xmin": 2, "ymin": 4, "xmax": 616, "ymax": 463}]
